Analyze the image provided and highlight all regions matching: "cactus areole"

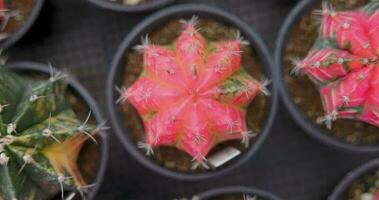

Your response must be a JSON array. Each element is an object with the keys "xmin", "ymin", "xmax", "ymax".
[
  {"xmin": 292, "ymin": 1, "xmax": 379, "ymax": 130},
  {"xmin": 118, "ymin": 17, "xmax": 270, "ymax": 169},
  {"xmin": 0, "ymin": 64, "xmax": 102, "ymax": 200}
]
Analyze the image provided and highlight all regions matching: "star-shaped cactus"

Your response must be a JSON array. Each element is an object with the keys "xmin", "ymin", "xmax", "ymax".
[
  {"xmin": 0, "ymin": 65, "xmax": 102, "ymax": 200},
  {"xmin": 292, "ymin": 1, "xmax": 379, "ymax": 129},
  {"xmin": 119, "ymin": 17, "xmax": 269, "ymax": 168}
]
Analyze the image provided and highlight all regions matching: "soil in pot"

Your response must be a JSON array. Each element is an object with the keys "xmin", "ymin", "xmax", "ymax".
[
  {"xmin": 347, "ymin": 168, "xmax": 379, "ymax": 200},
  {"xmin": 1, "ymin": 0, "xmax": 36, "ymax": 36},
  {"xmin": 118, "ymin": 18, "xmax": 268, "ymax": 173},
  {"xmin": 282, "ymin": 0, "xmax": 379, "ymax": 144},
  {"xmin": 18, "ymin": 70, "xmax": 101, "ymax": 200}
]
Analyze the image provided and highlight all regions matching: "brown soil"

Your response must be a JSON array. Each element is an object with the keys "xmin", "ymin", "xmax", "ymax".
[
  {"xmin": 2, "ymin": 0, "xmax": 35, "ymax": 35},
  {"xmin": 347, "ymin": 169, "xmax": 379, "ymax": 200},
  {"xmin": 19, "ymin": 71, "xmax": 101, "ymax": 200},
  {"xmin": 118, "ymin": 18, "xmax": 268, "ymax": 173},
  {"xmin": 282, "ymin": 0, "xmax": 379, "ymax": 144}
]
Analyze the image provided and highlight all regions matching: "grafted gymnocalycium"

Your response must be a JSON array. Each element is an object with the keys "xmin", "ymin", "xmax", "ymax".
[
  {"xmin": 0, "ymin": 64, "xmax": 107, "ymax": 200},
  {"xmin": 292, "ymin": 0, "xmax": 379, "ymax": 129},
  {"xmin": 118, "ymin": 16, "xmax": 270, "ymax": 169}
]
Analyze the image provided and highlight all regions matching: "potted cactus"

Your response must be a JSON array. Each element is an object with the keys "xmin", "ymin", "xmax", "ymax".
[
  {"xmin": 87, "ymin": 0, "xmax": 174, "ymax": 12},
  {"xmin": 275, "ymin": 0, "xmax": 379, "ymax": 152},
  {"xmin": 0, "ymin": 0, "xmax": 44, "ymax": 49},
  {"xmin": 189, "ymin": 186, "xmax": 282, "ymax": 200},
  {"xmin": 0, "ymin": 62, "xmax": 108, "ymax": 200},
  {"xmin": 107, "ymin": 4, "xmax": 277, "ymax": 180},
  {"xmin": 330, "ymin": 158, "xmax": 379, "ymax": 200}
]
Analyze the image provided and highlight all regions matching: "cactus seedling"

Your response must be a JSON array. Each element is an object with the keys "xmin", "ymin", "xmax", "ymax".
[
  {"xmin": 292, "ymin": 0, "xmax": 379, "ymax": 130},
  {"xmin": 0, "ymin": 64, "xmax": 102, "ymax": 200},
  {"xmin": 118, "ymin": 17, "xmax": 270, "ymax": 169}
]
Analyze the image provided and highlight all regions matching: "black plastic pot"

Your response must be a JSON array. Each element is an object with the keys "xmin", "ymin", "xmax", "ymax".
[
  {"xmin": 107, "ymin": 4, "xmax": 278, "ymax": 180},
  {"xmin": 1, "ymin": 0, "xmax": 44, "ymax": 49},
  {"xmin": 87, "ymin": 0, "xmax": 175, "ymax": 13},
  {"xmin": 197, "ymin": 186, "xmax": 282, "ymax": 200},
  {"xmin": 8, "ymin": 61, "xmax": 109, "ymax": 200},
  {"xmin": 329, "ymin": 158, "xmax": 379, "ymax": 200},
  {"xmin": 274, "ymin": 0, "xmax": 379, "ymax": 153}
]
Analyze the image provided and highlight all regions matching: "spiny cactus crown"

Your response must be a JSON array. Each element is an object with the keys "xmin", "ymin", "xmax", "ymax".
[
  {"xmin": 292, "ymin": 0, "xmax": 379, "ymax": 129},
  {"xmin": 0, "ymin": 64, "xmax": 102, "ymax": 200},
  {"xmin": 118, "ymin": 16, "xmax": 270, "ymax": 169}
]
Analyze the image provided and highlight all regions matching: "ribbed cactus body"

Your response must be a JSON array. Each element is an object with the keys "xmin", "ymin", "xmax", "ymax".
[
  {"xmin": 294, "ymin": 1, "xmax": 379, "ymax": 129},
  {"xmin": 120, "ymin": 18, "xmax": 268, "ymax": 167},
  {"xmin": 0, "ymin": 65, "xmax": 97, "ymax": 200}
]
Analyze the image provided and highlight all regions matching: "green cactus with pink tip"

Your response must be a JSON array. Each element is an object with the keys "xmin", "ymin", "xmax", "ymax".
[{"xmin": 0, "ymin": 64, "xmax": 101, "ymax": 200}]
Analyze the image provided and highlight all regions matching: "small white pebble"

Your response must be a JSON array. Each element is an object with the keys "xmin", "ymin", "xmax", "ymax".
[{"xmin": 360, "ymin": 193, "xmax": 374, "ymax": 200}]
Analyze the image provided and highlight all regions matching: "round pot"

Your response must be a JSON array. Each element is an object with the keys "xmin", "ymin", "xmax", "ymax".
[
  {"xmin": 87, "ymin": 0, "xmax": 175, "ymax": 13},
  {"xmin": 8, "ymin": 61, "xmax": 109, "ymax": 200},
  {"xmin": 329, "ymin": 158, "xmax": 379, "ymax": 200},
  {"xmin": 107, "ymin": 4, "xmax": 278, "ymax": 180},
  {"xmin": 196, "ymin": 186, "xmax": 282, "ymax": 200},
  {"xmin": 274, "ymin": 0, "xmax": 379, "ymax": 153},
  {"xmin": 1, "ymin": 0, "xmax": 44, "ymax": 49}
]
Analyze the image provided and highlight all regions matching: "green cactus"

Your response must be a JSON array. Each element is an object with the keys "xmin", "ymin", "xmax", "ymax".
[{"xmin": 0, "ymin": 65, "xmax": 99, "ymax": 200}]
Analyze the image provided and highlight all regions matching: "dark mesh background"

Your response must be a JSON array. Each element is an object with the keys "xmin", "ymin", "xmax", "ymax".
[{"xmin": 7, "ymin": 0, "xmax": 379, "ymax": 199}]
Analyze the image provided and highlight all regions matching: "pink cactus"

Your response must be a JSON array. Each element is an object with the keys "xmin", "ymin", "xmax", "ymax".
[
  {"xmin": 118, "ymin": 17, "xmax": 269, "ymax": 168},
  {"xmin": 293, "ymin": 1, "xmax": 379, "ymax": 129}
]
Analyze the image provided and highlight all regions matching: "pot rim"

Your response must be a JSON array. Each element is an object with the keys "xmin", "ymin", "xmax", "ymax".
[
  {"xmin": 328, "ymin": 158, "xmax": 379, "ymax": 200},
  {"xmin": 197, "ymin": 186, "xmax": 283, "ymax": 200},
  {"xmin": 106, "ymin": 3, "xmax": 278, "ymax": 181},
  {"xmin": 8, "ymin": 61, "xmax": 109, "ymax": 200},
  {"xmin": 274, "ymin": 0, "xmax": 379, "ymax": 153},
  {"xmin": 1, "ymin": 0, "xmax": 45, "ymax": 49},
  {"xmin": 87, "ymin": 0, "xmax": 175, "ymax": 13}
]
